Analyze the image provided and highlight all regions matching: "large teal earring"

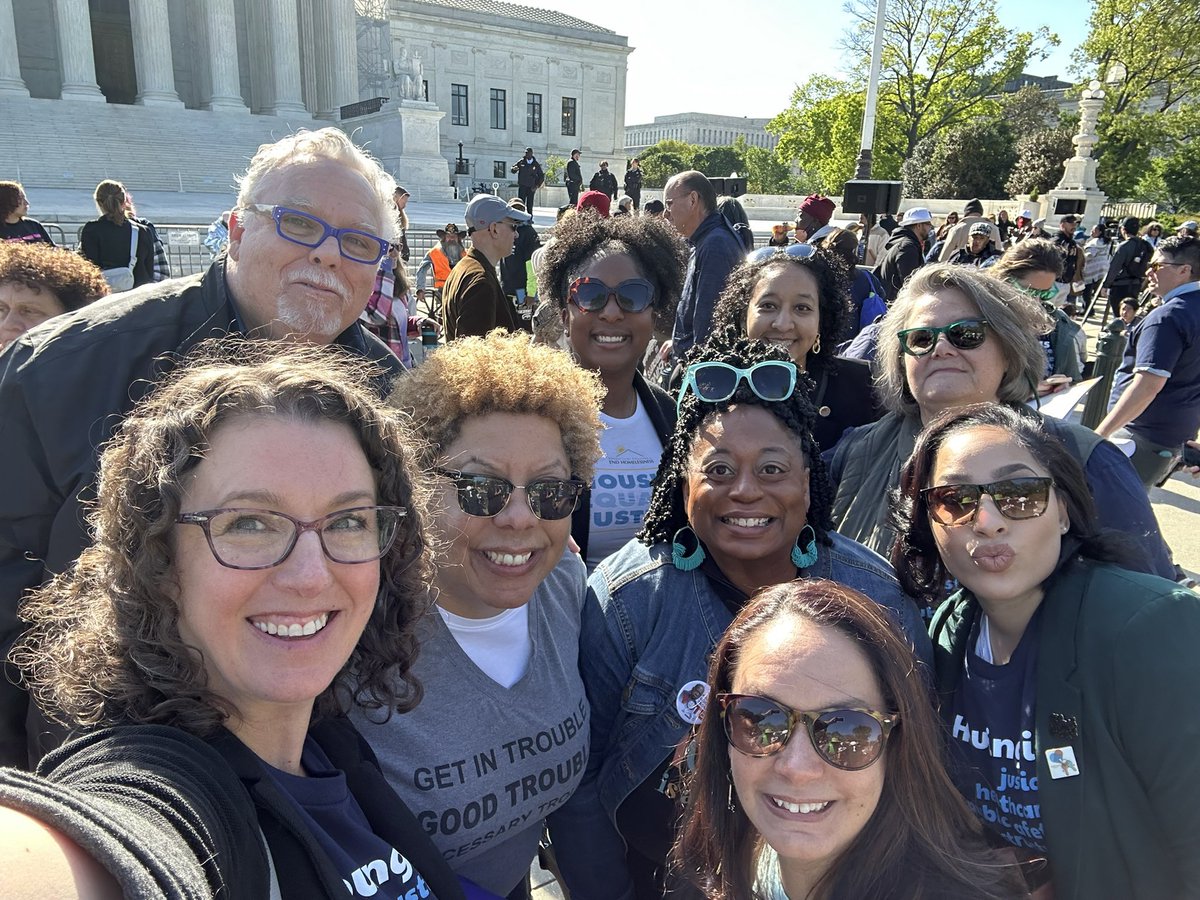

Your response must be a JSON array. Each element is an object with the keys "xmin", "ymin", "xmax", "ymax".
[
  {"xmin": 672, "ymin": 526, "xmax": 705, "ymax": 571},
  {"xmin": 791, "ymin": 524, "xmax": 818, "ymax": 569}
]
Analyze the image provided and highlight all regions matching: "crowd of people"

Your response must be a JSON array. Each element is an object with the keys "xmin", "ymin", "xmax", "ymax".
[{"xmin": 0, "ymin": 128, "xmax": 1197, "ymax": 900}]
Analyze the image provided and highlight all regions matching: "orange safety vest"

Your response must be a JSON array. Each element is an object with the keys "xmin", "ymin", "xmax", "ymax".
[{"xmin": 430, "ymin": 246, "xmax": 452, "ymax": 290}]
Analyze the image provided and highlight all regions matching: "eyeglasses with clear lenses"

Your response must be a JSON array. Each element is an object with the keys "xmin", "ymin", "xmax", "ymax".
[
  {"xmin": 567, "ymin": 276, "xmax": 656, "ymax": 314},
  {"xmin": 245, "ymin": 204, "xmax": 389, "ymax": 265},
  {"xmin": 176, "ymin": 506, "xmax": 405, "ymax": 570},
  {"xmin": 435, "ymin": 468, "xmax": 584, "ymax": 520},
  {"xmin": 719, "ymin": 693, "xmax": 898, "ymax": 770},
  {"xmin": 897, "ymin": 319, "xmax": 989, "ymax": 357},
  {"xmin": 746, "ymin": 243, "xmax": 817, "ymax": 264},
  {"xmin": 922, "ymin": 476, "xmax": 1055, "ymax": 527},
  {"xmin": 676, "ymin": 360, "xmax": 798, "ymax": 412}
]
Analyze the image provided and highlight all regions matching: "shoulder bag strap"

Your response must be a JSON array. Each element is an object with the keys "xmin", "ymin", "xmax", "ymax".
[{"xmin": 127, "ymin": 222, "xmax": 140, "ymax": 270}]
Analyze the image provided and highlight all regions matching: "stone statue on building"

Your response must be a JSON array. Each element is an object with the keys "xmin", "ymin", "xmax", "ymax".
[{"xmin": 392, "ymin": 43, "xmax": 424, "ymax": 101}]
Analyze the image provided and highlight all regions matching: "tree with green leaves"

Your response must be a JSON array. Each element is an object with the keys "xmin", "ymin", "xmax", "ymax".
[
  {"xmin": 1005, "ymin": 127, "xmax": 1076, "ymax": 199},
  {"xmin": 1075, "ymin": 0, "xmax": 1200, "ymax": 198},
  {"xmin": 635, "ymin": 140, "xmax": 697, "ymax": 189},
  {"xmin": 692, "ymin": 146, "xmax": 746, "ymax": 180},
  {"xmin": 542, "ymin": 155, "xmax": 566, "ymax": 185},
  {"xmin": 902, "ymin": 120, "xmax": 1017, "ymax": 200},
  {"xmin": 732, "ymin": 138, "xmax": 799, "ymax": 195}
]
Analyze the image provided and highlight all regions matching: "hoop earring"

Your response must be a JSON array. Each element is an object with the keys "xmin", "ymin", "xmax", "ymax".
[
  {"xmin": 672, "ymin": 526, "xmax": 706, "ymax": 571},
  {"xmin": 791, "ymin": 524, "xmax": 819, "ymax": 569},
  {"xmin": 811, "ymin": 333, "xmax": 822, "ymax": 356}
]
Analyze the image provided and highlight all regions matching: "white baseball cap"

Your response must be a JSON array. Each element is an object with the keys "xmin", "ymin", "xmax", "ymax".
[{"xmin": 899, "ymin": 207, "xmax": 933, "ymax": 226}]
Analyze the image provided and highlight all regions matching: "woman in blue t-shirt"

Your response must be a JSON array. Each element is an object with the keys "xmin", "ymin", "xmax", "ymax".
[
  {"xmin": 0, "ymin": 342, "xmax": 465, "ymax": 899},
  {"xmin": 892, "ymin": 402, "xmax": 1200, "ymax": 899}
]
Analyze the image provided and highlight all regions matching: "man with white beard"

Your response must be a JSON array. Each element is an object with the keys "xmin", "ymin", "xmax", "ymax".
[{"xmin": 0, "ymin": 127, "xmax": 403, "ymax": 768}]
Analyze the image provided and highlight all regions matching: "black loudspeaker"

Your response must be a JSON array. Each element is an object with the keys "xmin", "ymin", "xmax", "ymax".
[
  {"xmin": 1053, "ymin": 198, "xmax": 1086, "ymax": 216},
  {"xmin": 841, "ymin": 180, "xmax": 903, "ymax": 215},
  {"xmin": 709, "ymin": 176, "xmax": 747, "ymax": 198}
]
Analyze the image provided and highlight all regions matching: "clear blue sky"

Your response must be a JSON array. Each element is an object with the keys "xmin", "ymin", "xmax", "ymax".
[{"xmin": 532, "ymin": 0, "xmax": 1093, "ymax": 125}]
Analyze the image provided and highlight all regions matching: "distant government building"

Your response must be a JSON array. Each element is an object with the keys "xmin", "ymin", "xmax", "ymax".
[
  {"xmin": 625, "ymin": 112, "xmax": 779, "ymax": 157},
  {"xmin": 1, "ymin": 0, "xmax": 629, "ymax": 200}
]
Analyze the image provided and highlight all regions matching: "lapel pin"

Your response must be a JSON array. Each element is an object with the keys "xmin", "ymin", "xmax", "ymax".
[{"xmin": 1046, "ymin": 746, "xmax": 1080, "ymax": 779}]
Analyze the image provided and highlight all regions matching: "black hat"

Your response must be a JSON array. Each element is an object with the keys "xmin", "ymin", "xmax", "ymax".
[{"xmin": 436, "ymin": 223, "xmax": 461, "ymax": 238}]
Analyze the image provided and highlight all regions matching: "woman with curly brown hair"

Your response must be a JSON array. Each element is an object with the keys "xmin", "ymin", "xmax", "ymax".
[
  {"xmin": 710, "ymin": 245, "xmax": 882, "ymax": 452},
  {"xmin": 674, "ymin": 579, "xmax": 1025, "ymax": 900},
  {"xmin": 355, "ymin": 331, "xmax": 604, "ymax": 899},
  {"xmin": 0, "ymin": 341, "xmax": 465, "ymax": 899},
  {"xmin": 0, "ymin": 242, "xmax": 108, "ymax": 351},
  {"xmin": 551, "ymin": 333, "xmax": 929, "ymax": 900},
  {"xmin": 0, "ymin": 181, "xmax": 54, "ymax": 245},
  {"xmin": 537, "ymin": 211, "xmax": 688, "ymax": 568}
]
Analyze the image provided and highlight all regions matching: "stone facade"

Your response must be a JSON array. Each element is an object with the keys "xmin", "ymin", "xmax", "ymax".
[
  {"xmin": 625, "ymin": 112, "xmax": 778, "ymax": 156},
  {"xmin": 380, "ymin": 0, "xmax": 630, "ymax": 189}
]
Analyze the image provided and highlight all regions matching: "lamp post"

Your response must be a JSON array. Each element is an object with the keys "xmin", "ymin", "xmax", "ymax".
[{"xmin": 853, "ymin": 0, "xmax": 888, "ymax": 180}]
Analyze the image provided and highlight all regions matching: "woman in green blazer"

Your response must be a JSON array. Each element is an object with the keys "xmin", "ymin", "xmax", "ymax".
[{"xmin": 891, "ymin": 402, "xmax": 1200, "ymax": 899}]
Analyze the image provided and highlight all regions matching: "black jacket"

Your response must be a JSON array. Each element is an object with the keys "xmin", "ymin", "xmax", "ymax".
[
  {"xmin": 1053, "ymin": 231, "xmax": 1082, "ymax": 283},
  {"xmin": 875, "ymin": 225, "xmax": 926, "ymax": 301},
  {"xmin": 0, "ymin": 719, "xmax": 466, "ymax": 899},
  {"xmin": 1104, "ymin": 236, "xmax": 1153, "ymax": 290},
  {"xmin": 0, "ymin": 261, "xmax": 404, "ymax": 768},
  {"xmin": 565, "ymin": 159, "xmax": 583, "ymax": 188},
  {"xmin": 80, "ymin": 216, "xmax": 156, "ymax": 287},
  {"xmin": 499, "ymin": 222, "xmax": 541, "ymax": 295},
  {"xmin": 571, "ymin": 373, "xmax": 675, "ymax": 562},
  {"xmin": 589, "ymin": 169, "xmax": 619, "ymax": 199},
  {"xmin": 623, "ymin": 167, "xmax": 643, "ymax": 197}
]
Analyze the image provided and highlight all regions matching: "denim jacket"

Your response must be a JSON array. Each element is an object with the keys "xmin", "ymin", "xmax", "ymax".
[{"xmin": 552, "ymin": 535, "xmax": 931, "ymax": 899}]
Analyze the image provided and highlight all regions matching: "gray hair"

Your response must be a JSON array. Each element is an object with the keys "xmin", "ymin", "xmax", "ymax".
[
  {"xmin": 234, "ymin": 127, "xmax": 398, "ymax": 238},
  {"xmin": 875, "ymin": 263, "xmax": 1051, "ymax": 418}
]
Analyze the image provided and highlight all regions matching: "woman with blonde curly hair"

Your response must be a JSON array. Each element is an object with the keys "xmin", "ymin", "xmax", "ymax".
[
  {"xmin": 354, "ymin": 330, "xmax": 604, "ymax": 899},
  {"xmin": 0, "ymin": 341, "xmax": 465, "ymax": 899}
]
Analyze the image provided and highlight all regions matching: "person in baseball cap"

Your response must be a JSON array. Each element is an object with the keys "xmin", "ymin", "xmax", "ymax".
[
  {"xmin": 1178, "ymin": 220, "xmax": 1198, "ymax": 237},
  {"xmin": 443, "ymin": 195, "xmax": 533, "ymax": 340},
  {"xmin": 876, "ymin": 208, "xmax": 934, "ymax": 301}
]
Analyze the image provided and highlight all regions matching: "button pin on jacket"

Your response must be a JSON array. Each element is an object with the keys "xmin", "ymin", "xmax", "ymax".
[{"xmin": 1046, "ymin": 746, "xmax": 1080, "ymax": 779}]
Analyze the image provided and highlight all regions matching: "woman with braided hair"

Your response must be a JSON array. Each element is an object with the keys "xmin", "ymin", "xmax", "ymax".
[{"xmin": 552, "ymin": 333, "xmax": 929, "ymax": 900}]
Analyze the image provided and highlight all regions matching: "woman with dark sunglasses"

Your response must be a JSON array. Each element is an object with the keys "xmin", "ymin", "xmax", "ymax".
[
  {"xmin": 552, "ymin": 334, "xmax": 929, "ymax": 900},
  {"xmin": 537, "ymin": 212, "xmax": 689, "ymax": 570},
  {"xmin": 710, "ymin": 245, "xmax": 882, "ymax": 453},
  {"xmin": 827, "ymin": 263, "xmax": 1175, "ymax": 585},
  {"xmin": 892, "ymin": 403, "xmax": 1200, "ymax": 899},
  {"xmin": 674, "ymin": 579, "xmax": 1025, "ymax": 899},
  {"xmin": 0, "ymin": 342, "xmax": 465, "ymax": 899},
  {"xmin": 354, "ymin": 331, "xmax": 603, "ymax": 899}
]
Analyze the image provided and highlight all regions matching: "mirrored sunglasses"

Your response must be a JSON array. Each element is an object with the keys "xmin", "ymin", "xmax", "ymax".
[
  {"xmin": 897, "ymin": 319, "xmax": 989, "ymax": 357},
  {"xmin": 568, "ymin": 276, "xmax": 656, "ymax": 313},
  {"xmin": 435, "ymin": 468, "xmax": 584, "ymax": 520},
  {"xmin": 719, "ymin": 693, "xmax": 897, "ymax": 770},
  {"xmin": 676, "ymin": 360, "xmax": 797, "ymax": 412},
  {"xmin": 1009, "ymin": 278, "xmax": 1061, "ymax": 303},
  {"xmin": 922, "ymin": 476, "xmax": 1055, "ymax": 526},
  {"xmin": 746, "ymin": 243, "xmax": 816, "ymax": 264}
]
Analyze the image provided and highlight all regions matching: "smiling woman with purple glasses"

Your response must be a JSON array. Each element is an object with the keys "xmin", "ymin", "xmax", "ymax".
[
  {"xmin": 892, "ymin": 402, "xmax": 1200, "ymax": 898},
  {"xmin": 0, "ymin": 342, "xmax": 465, "ymax": 899},
  {"xmin": 537, "ymin": 211, "xmax": 688, "ymax": 570}
]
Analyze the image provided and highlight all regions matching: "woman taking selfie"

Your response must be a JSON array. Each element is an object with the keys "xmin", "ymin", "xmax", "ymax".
[
  {"xmin": 0, "ymin": 343, "xmax": 464, "ymax": 899},
  {"xmin": 892, "ymin": 403, "xmax": 1200, "ymax": 898},
  {"xmin": 553, "ymin": 334, "xmax": 928, "ymax": 900},
  {"xmin": 674, "ymin": 579, "xmax": 1025, "ymax": 899}
]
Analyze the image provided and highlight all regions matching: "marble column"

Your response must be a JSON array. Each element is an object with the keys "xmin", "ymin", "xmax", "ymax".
[
  {"xmin": 129, "ymin": 0, "xmax": 183, "ymax": 106},
  {"xmin": 315, "ymin": 0, "xmax": 358, "ymax": 119},
  {"xmin": 0, "ymin": 0, "xmax": 29, "ymax": 96},
  {"xmin": 263, "ymin": 0, "xmax": 308, "ymax": 116},
  {"xmin": 203, "ymin": 0, "xmax": 247, "ymax": 111},
  {"xmin": 53, "ymin": 0, "xmax": 104, "ymax": 101}
]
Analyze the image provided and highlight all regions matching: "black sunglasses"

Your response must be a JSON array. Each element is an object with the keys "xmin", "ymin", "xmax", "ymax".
[
  {"xmin": 435, "ymin": 468, "xmax": 584, "ymax": 520},
  {"xmin": 719, "ymin": 693, "xmax": 897, "ymax": 770},
  {"xmin": 897, "ymin": 319, "xmax": 989, "ymax": 357},
  {"xmin": 568, "ymin": 277, "xmax": 656, "ymax": 313},
  {"xmin": 922, "ymin": 476, "xmax": 1055, "ymax": 526}
]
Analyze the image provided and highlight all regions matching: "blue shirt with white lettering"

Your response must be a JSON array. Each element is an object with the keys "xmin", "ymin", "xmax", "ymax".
[{"xmin": 265, "ymin": 738, "xmax": 437, "ymax": 899}]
